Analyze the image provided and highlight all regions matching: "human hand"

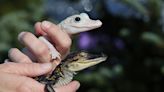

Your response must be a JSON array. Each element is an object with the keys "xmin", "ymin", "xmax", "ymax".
[
  {"xmin": 6, "ymin": 21, "xmax": 80, "ymax": 92},
  {"xmin": 0, "ymin": 61, "xmax": 80, "ymax": 92},
  {"xmin": 9, "ymin": 21, "xmax": 72, "ymax": 66}
]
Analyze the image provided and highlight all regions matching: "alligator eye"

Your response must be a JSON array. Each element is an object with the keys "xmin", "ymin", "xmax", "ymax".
[
  {"xmin": 79, "ymin": 52, "xmax": 87, "ymax": 57},
  {"xmin": 74, "ymin": 17, "xmax": 81, "ymax": 22}
]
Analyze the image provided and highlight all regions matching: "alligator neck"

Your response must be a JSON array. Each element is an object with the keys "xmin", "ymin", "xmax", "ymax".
[{"xmin": 53, "ymin": 64, "xmax": 76, "ymax": 87}]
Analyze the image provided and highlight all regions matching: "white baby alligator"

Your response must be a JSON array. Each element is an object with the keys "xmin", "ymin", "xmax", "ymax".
[{"xmin": 34, "ymin": 13, "xmax": 102, "ymax": 61}]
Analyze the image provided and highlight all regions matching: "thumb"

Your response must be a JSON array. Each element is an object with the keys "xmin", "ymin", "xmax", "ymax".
[
  {"xmin": 54, "ymin": 81, "xmax": 80, "ymax": 92},
  {"xmin": 0, "ymin": 62, "xmax": 52, "ymax": 77}
]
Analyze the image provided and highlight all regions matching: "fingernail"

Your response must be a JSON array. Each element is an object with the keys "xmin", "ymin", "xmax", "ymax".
[
  {"xmin": 41, "ymin": 21, "xmax": 52, "ymax": 30},
  {"xmin": 18, "ymin": 32, "xmax": 26, "ymax": 41},
  {"xmin": 40, "ymin": 63, "xmax": 52, "ymax": 70}
]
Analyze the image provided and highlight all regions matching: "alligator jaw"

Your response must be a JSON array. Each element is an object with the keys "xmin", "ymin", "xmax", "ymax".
[{"xmin": 64, "ymin": 52, "xmax": 107, "ymax": 72}]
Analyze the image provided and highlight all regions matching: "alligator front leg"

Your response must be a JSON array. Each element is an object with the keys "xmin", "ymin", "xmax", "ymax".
[
  {"xmin": 39, "ymin": 36, "xmax": 61, "ymax": 60},
  {"xmin": 45, "ymin": 84, "xmax": 55, "ymax": 92}
]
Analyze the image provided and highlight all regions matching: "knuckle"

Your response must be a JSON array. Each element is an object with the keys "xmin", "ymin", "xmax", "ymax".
[
  {"xmin": 35, "ymin": 45, "xmax": 48, "ymax": 57},
  {"xmin": 3, "ymin": 63, "xmax": 13, "ymax": 68},
  {"xmin": 0, "ymin": 63, "xmax": 14, "ymax": 72},
  {"xmin": 50, "ymin": 23, "xmax": 59, "ymax": 30},
  {"xmin": 60, "ymin": 38, "xmax": 72, "ymax": 50},
  {"xmin": 47, "ymin": 23, "xmax": 59, "ymax": 33},
  {"xmin": 19, "ymin": 56, "xmax": 30, "ymax": 63},
  {"xmin": 29, "ymin": 63, "xmax": 40, "ymax": 73}
]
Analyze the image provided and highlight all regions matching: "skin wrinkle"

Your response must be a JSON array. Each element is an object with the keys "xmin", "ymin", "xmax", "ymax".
[
  {"xmin": 18, "ymin": 32, "xmax": 51, "ymax": 63},
  {"xmin": 8, "ymin": 48, "xmax": 32, "ymax": 63},
  {"xmin": 0, "ymin": 63, "xmax": 52, "ymax": 77}
]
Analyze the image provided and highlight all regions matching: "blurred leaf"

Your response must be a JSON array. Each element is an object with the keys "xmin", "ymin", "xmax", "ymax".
[
  {"xmin": 113, "ymin": 64, "xmax": 123, "ymax": 75},
  {"xmin": 161, "ymin": 66, "xmax": 164, "ymax": 75},
  {"xmin": 99, "ymin": 67, "xmax": 113, "ymax": 78},
  {"xmin": 119, "ymin": 28, "xmax": 131, "ymax": 37},
  {"xmin": 0, "ymin": 1, "xmax": 44, "ymax": 61},
  {"xmin": 122, "ymin": 0, "xmax": 148, "ymax": 16},
  {"xmin": 0, "ymin": 43, "xmax": 11, "ymax": 51},
  {"xmin": 141, "ymin": 32, "xmax": 164, "ymax": 48}
]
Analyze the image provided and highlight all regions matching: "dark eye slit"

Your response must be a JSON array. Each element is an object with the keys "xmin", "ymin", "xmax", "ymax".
[{"xmin": 73, "ymin": 58, "xmax": 79, "ymax": 61}]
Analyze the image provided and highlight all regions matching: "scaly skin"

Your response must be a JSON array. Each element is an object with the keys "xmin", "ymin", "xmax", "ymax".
[{"xmin": 36, "ymin": 51, "xmax": 107, "ymax": 92}]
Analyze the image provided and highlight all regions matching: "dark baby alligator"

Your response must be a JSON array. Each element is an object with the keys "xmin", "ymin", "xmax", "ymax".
[{"xmin": 35, "ymin": 51, "xmax": 107, "ymax": 92}]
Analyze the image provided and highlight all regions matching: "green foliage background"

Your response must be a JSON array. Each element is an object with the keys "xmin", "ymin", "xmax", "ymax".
[
  {"xmin": 0, "ymin": 0, "xmax": 164, "ymax": 92},
  {"xmin": 0, "ymin": 0, "xmax": 44, "ymax": 61}
]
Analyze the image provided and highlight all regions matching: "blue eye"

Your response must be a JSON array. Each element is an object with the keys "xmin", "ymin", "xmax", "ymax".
[{"xmin": 75, "ymin": 17, "xmax": 81, "ymax": 22}]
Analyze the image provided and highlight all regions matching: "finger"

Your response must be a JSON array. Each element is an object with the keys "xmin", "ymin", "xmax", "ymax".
[
  {"xmin": 18, "ymin": 32, "xmax": 51, "ymax": 63},
  {"xmin": 22, "ymin": 48, "xmax": 37, "ymax": 62},
  {"xmin": 41, "ymin": 21, "xmax": 72, "ymax": 57},
  {"xmin": 35, "ymin": 22, "xmax": 47, "ymax": 36},
  {"xmin": 0, "ymin": 62, "xmax": 52, "ymax": 77},
  {"xmin": 54, "ymin": 81, "xmax": 80, "ymax": 92},
  {"xmin": 8, "ymin": 48, "xmax": 32, "ymax": 63}
]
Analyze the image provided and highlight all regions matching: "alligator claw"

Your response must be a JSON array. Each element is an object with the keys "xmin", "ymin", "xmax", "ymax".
[{"xmin": 45, "ymin": 84, "xmax": 55, "ymax": 92}]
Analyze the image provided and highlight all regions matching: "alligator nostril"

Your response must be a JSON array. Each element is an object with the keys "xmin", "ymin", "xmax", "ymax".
[{"xmin": 95, "ymin": 20, "xmax": 102, "ymax": 27}]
